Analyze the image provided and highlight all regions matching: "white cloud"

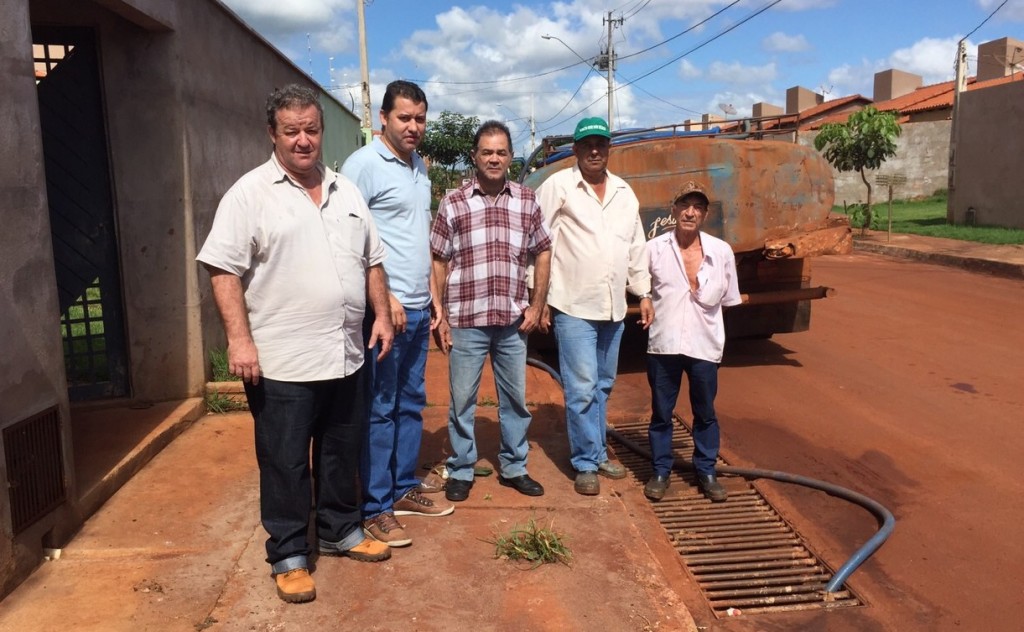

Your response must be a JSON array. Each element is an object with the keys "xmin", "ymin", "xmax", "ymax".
[
  {"xmin": 707, "ymin": 60, "xmax": 777, "ymax": 84},
  {"xmin": 762, "ymin": 32, "xmax": 810, "ymax": 53},
  {"xmin": 825, "ymin": 62, "xmax": 875, "ymax": 98},
  {"xmin": 976, "ymin": 0, "xmax": 1024, "ymax": 21},
  {"xmin": 678, "ymin": 59, "xmax": 702, "ymax": 79},
  {"xmin": 887, "ymin": 37, "xmax": 961, "ymax": 84},
  {"xmin": 221, "ymin": 0, "xmax": 353, "ymax": 39}
]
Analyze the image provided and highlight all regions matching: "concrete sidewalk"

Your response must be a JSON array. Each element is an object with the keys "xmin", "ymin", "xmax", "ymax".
[
  {"xmin": 853, "ymin": 229, "xmax": 1024, "ymax": 279},
  {"xmin": 0, "ymin": 355, "xmax": 698, "ymax": 632}
]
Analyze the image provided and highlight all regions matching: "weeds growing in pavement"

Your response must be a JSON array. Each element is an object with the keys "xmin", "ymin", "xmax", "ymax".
[
  {"xmin": 205, "ymin": 390, "xmax": 247, "ymax": 414},
  {"xmin": 209, "ymin": 348, "xmax": 241, "ymax": 382},
  {"xmin": 487, "ymin": 518, "xmax": 572, "ymax": 568}
]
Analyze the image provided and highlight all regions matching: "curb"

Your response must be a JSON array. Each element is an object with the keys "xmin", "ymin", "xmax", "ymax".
[
  {"xmin": 852, "ymin": 240, "xmax": 1024, "ymax": 280},
  {"xmin": 205, "ymin": 381, "xmax": 248, "ymax": 410}
]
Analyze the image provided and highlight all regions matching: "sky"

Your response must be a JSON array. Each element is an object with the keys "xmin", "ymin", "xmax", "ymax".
[{"xmin": 219, "ymin": 0, "xmax": 1024, "ymax": 157}]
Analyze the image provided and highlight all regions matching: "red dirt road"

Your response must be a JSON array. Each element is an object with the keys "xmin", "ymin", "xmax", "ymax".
[{"xmin": 609, "ymin": 252, "xmax": 1024, "ymax": 631}]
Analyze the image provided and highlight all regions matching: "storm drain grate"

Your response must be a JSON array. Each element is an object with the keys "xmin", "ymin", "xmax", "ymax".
[{"xmin": 609, "ymin": 416, "xmax": 862, "ymax": 617}]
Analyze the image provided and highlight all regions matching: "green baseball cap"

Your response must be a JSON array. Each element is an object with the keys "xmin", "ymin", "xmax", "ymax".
[{"xmin": 573, "ymin": 117, "xmax": 611, "ymax": 142}]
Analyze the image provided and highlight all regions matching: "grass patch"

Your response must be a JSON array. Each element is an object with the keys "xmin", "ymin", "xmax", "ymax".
[
  {"xmin": 209, "ymin": 348, "xmax": 241, "ymax": 382},
  {"xmin": 486, "ymin": 518, "xmax": 572, "ymax": 568},
  {"xmin": 205, "ymin": 390, "xmax": 247, "ymax": 414},
  {"xmin": 835, "ymin": 193, "xmax": 1024, "ymax": 245}
]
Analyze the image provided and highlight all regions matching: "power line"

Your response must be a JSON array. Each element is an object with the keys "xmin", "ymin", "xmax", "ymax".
[
  {"xmin": 538, "ymin": 0, "xmax": 782, "ymax": 133},
  {"xmin": 618, "ymin": 0, "xmax": 782, "ymax": 89},
  {"xmin": 623, "ymin": 0, "xmax": 653, "ymax": 20},
  {"xmin": 535, "ymin": 66, "xmax": 597, "ymax": 125},
  {"xmin": 961, "ymin": 0, "xmax": 1008, "ymax": 42},
  {"xmin": 406, "ymin": 57, "xmax": 593, "ymax": 87},
  {"xmin": 618, "ymin": 0, "xmax": 743, "ymax": 63}
]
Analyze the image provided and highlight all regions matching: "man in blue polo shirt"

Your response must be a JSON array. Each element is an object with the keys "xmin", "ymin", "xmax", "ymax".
[{"xmin": 342, "ymin": 80, "xmax": 453, "ymax": 549}]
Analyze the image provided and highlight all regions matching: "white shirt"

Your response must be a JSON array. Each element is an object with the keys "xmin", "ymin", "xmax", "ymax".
[
  {"xmin": 646, "ymin": 230, "xmax": 742, "ymax": 363},
  {"xmin": 535, "ymin": 165, "xmax": 651, "ymax": 322},
  {"xmin": 197, "ymin": 154, "xmax": 386, "ymax": 381}
]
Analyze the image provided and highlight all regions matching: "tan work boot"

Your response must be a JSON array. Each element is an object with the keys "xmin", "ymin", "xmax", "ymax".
[
  {"xmin": 339, "ymin": 538, "xmax": 392, "ymax": 562},
  {"xmin": 275, "ymin": 568, "xmax": 316, "ymax": 603}
]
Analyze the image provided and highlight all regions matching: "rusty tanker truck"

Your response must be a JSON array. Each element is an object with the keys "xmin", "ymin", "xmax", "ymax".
[{"xmin": 520, "ymin": 128, "xmax": 852, "ymax": 339}]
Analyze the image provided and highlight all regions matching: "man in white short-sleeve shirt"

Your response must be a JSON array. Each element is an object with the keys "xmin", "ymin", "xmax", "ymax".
[{"xmin": 196, "ymin": 84, "xmax": 394, "ymax": 604}]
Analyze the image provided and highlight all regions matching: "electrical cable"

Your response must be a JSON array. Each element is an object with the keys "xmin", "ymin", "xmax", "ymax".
[
  {"xmin": 961, "ymin": 0, "xmax": 1008, "ymax": 42},
  {"xmin": 538, "ymin": 0, "xmax": 781, "ymax": 133},
  {"xmin": 524, "ymin": 355, "xmax": 896, "ymax": 594},
  {"xmin": 617, "ymin": 0, "xmax": 743, "ymax": 62}
]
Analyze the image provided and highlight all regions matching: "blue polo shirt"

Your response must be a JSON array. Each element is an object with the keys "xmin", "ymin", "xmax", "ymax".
[{"xmin": 342, "ymin": 138, "xmax": 433, "ymax": 309}]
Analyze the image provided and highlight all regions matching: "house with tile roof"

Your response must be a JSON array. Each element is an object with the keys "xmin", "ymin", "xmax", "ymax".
[{"xmin": 795, "ymin": 36, "xmax": 1024, "ymax": 222}]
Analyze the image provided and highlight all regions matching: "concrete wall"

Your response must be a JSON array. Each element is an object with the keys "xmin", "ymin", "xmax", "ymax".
[
  {"xmin": 0, "ymin": 0, "xmax": 75, "ymax": 598},
  {"xmin": 25, "ymin": 0, "xmax": 361, "ymax": 402},
  {"xmin": 800, "ymin": 120, "xmax": 952, "ymax": 206},
  {"xmin": 950, "ymin": 79, "xmax": 1024, "ymax": 228}
]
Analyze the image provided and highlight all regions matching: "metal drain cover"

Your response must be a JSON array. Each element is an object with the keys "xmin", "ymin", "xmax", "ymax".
[{"xmin": 610, "ymin": 416, "xmax": 863, "ymax": 617}]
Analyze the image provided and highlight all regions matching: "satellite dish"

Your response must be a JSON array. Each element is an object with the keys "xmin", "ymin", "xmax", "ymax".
[{"xmin": 718, "ymin": 103, "xmax": 737, "ymax": 116}]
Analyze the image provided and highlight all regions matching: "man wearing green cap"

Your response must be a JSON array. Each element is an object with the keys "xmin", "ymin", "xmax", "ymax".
[{"xmin": 535, "ymin": 116, "xmax": 654, "ymax": 496}]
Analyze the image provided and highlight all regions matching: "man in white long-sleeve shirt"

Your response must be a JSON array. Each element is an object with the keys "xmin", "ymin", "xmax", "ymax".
[
  {"xmin": 535, "ymin": 116, "xmax": 654, "ymax": 496},
  {"xmin": 643, "ymin": 180, "xmax": 741, "ymax": 503}
]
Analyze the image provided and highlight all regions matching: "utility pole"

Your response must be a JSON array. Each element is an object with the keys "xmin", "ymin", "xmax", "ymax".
[
  {"xmin": 947, "ymin": 39, "xmax": 967, "ymax": 224},
  {"xmin": 529, "ymin": 94, "xmax": 536, "ymax": 155},
  {"xmin": 357, "ymin": 0, "xmax": 373, "ymax": 142},
  {"xmin": 602, "ymin": 11, "xmax": 623, "ymax": 129}
]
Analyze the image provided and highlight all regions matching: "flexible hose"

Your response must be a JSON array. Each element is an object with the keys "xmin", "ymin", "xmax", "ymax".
[{"xmin": 526, "ymin": 355, "xmax": 895, "ymax": 594}]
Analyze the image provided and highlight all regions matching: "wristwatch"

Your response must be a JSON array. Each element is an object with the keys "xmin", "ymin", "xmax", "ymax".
[{"xmin": 638, "ymin": 292, "xmax": 652, "ymax": 300}]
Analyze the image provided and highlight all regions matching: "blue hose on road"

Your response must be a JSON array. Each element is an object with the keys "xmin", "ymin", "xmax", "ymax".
[{"xmin": 526, "ymin": 355, "xmax": 895, "ymax": 595}]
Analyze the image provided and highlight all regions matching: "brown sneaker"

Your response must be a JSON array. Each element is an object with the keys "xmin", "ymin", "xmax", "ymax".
[
  {"xmin": 275, "ymin": 568, "xmax": 316, "ymax": 603},
  {"xmin": 417, "ymin": 468, "xmax": 447, "ymax": 494},
  {"xmin": 363, "ymin": 512, "xmax": 412, "ymax": 547},
  {"xmin": 393, "ymin": 489, "xmax": 455, "ymax": 517}
]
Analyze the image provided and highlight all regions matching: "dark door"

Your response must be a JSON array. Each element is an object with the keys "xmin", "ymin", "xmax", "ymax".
[{"xmin": 34, "ymin": 27, "xmax": 129, "ymax": 400}]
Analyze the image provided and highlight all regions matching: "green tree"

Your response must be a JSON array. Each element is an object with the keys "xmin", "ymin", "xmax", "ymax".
[
  {"xmin": 420, "ymin": 111, "xmax": 479, "ymax": 200},
  {"xmin": 813, "ymin": 106, "xmax": 902, "ymax": 234}
]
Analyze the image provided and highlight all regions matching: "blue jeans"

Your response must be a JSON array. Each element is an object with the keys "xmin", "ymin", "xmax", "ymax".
[
  {"xmin": 244, "ymin": 374, "xmax": 366, "ymax": 574},
  {"xmin": 646, "ymin": 353, "xmax": 720, "ymax": 476},
  {"xmin": 361, "ymin": 306, "xmax": 430, "ymax": 518},
  {"xmin": 446, "ymin": 320, "xmax": 531, "ymax": 482},
  {"xmin": 552, "ymin": 310, "xmax": 624, "ymax": 472}
]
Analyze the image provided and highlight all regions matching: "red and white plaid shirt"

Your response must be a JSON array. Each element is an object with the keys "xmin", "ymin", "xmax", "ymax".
[{"xmin": 430, "ymin": 178, "xmax": 552, "ymax": 328}]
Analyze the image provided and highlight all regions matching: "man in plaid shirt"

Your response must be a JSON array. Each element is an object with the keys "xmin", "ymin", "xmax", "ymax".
[{"xmin": 429, "ymin": 121, "xmax": 552, "ymax": 503}]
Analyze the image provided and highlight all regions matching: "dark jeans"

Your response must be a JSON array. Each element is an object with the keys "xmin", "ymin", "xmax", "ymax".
[
  {"xmin": 646, "ymin": 354, "xmax": 720, "ymax": 477},
  {"xmin": 244, "ymin": 372, "xmax": 365, "ymax": 573}
]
